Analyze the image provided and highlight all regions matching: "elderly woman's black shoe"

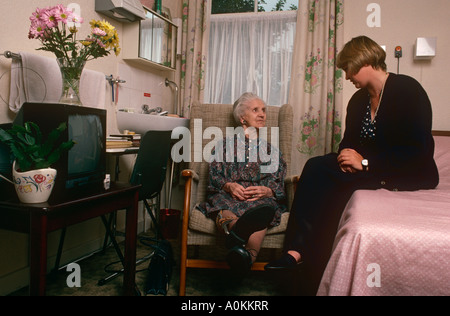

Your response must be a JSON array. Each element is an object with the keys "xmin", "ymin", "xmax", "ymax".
[
  {"xmin": 226, "ymin": 246, "xmax": 253, "ymax": 276},
  {"xmin": 264, "ymin": 253, "xmax": 302, "ymax": 271},
  {"xmin": 225, "ymin": 204, "xmax": 275, "ymax": 249}
]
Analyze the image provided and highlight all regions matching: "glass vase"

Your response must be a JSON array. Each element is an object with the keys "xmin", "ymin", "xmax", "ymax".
[{"xmin": 57, "ymin": 57, "xmax": 86, "ymax": 106}]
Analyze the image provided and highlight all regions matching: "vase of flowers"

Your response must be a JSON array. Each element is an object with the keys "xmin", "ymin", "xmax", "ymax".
[{"xmin": 28, "ymin": 5, "xmax": 120, "ymax": 106}]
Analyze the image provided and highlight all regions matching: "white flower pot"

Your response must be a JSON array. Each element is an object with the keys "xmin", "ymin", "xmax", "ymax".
[{"xmin": 12, "ymin": 161, "xmax": 57, "ymax": 204}]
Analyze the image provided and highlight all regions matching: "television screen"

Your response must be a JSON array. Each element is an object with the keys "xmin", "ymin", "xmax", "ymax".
[{"xmin": 67, "ymin": 114, "xmax": 105, "ymax": 189}]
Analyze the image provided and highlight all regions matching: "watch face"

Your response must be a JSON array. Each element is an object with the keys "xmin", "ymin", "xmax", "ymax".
[{"xmin": 362, "ymin": 159, "xmax": 369, "ymax": 167}]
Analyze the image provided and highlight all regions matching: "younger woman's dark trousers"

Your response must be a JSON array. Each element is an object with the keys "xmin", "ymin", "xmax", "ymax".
[{"xmin": 284, "ymin": 153, "xmax": 379, "ymax": 291}]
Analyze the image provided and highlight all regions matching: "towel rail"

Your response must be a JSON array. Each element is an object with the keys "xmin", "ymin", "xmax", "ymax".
[
  {"xmin": 2, "ymin": 52, "xmax": 125, "ymax": 86},
  {"xmin": 1, "ymin": 51, "xmax": 21, "ymax": 60}
]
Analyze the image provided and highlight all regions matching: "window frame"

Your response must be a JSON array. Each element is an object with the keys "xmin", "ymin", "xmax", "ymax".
[{"xmin": 211, "ymin": 0, "xmax": 299, "ymax": 15}]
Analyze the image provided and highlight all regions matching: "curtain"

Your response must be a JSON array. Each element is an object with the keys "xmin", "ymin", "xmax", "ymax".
[
  {"xmin": 180, "ymin": 0, "xmax": 210, "ymax": 118},
  {"xmin": 140, "ymin": 16, "xmax": 164, "ymax": 65},
  {"xmin": 288, "ymin": 0, "xmax": 345, "ymax": 175},
  {"xmin": 204, "ymin": 11, "xmax": 297, "ymax": 106}
]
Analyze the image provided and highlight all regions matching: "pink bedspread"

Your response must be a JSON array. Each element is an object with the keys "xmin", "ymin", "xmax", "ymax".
[{"xmin": 318, "ymin": 136, "xmax": 450, "ymax": 296}]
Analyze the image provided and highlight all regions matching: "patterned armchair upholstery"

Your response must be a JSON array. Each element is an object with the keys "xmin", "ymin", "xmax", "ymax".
[{"xmin": 179, "ymin": 102, "xmax": 295, "ymax": 295}]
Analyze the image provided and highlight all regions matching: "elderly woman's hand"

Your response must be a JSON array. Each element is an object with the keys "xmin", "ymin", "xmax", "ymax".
[
  {"xmin": 244, "ymin": 186, "xmax": 273, "ymax": 201},
  {"xmin": 223, "ymin": 182, "xmax": 248, "ymax": 201},
  {"xmin": 224, "ymin": 183, "xmax": 273, "ymax": 201}
]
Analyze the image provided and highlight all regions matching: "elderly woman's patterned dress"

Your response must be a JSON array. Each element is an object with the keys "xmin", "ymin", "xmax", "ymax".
[{"xmin": 198, "ymin": 135, "xmax": 287, "ymax": 227}]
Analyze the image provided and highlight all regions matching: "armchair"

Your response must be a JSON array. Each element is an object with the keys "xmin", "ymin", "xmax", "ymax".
[{"xmin": 179, "ymin": 102, "xmax": 295, "ymax": 296}]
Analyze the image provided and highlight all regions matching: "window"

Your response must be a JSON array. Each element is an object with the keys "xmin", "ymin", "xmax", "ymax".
[
  {"xmin": 212, "ymin": 0, "xmax": 299, "ymax": 14},
  {"xmin": 205, "ymin": 0, "xmax": 297, "ymax": 106}
]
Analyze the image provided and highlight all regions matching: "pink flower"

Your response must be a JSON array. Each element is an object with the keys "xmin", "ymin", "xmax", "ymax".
[
  {"xmin": 311, "ymin": 74, "xmax": 318, "ymax": 86},
  {"xmin": 92, "ymin": 27, "xmax": 107, "ymax": 37},
  {"xmin": 328, "ymin": 47, "xmax": 335, "ymax": 59},
  {"xmin": 70, "ymin": 12, "xmax": 84, "ymax": 25},
  {"xmin": 41, "ymin": 8, "xmax": 58, "ymax": 28},
  {"xmin": 334, "ymin": 126, "xmax": 341, "ymax": 134},
  {"xmin": 302, "ymin": 126, "xmax": 312, "ymax": 136},
  {"xmin": 54, "ymin": 4, "xmax": 72, "ymax": 24},
  {"xmin": 306, "ymin": 136, "xmax": 317, "ymax": 149},
  {"xmin": 30, "ymin": 8, "xmax": 46, "ymax": 23},
  {"xmin": 327, "ymin": 111, "xmax": 334, "ymax": 123},
  {"xmin": 96, "ymin": 39, "xmax": 106, "ymax": 48},
  {"xmin": 29, "ymin": 21, "xmax": 46, "ymax": 39}
]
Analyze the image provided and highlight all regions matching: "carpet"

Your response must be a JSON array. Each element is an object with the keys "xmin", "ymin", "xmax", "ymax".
[{"xmin": 10, "ymin": 233, "xmax": 296, "ymax": 296}]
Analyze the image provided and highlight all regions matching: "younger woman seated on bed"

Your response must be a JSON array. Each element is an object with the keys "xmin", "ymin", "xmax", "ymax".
[{"xmin": 265, "ymin": 36, "xmax": 439, "ymax": 293}]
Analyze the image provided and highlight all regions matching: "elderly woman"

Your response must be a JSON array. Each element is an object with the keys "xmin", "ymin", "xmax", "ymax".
[
  {"xmin": 266, "ymin": 36, "xmax": 439, "ymax": 293},
  {"xmin": 199, "ymin": 92, "xmax": 288, "ymax": 276}
]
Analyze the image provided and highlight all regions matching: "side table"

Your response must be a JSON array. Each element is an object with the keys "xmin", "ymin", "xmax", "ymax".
[{"xmin": 0, "ymin": 182, "xmax": 140, "ymax": 296}]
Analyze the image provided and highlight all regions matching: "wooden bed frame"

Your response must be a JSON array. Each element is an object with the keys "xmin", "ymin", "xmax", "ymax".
[{"xmin": 433, "ymin": 130, "xmax": 450, "ymax": 137}]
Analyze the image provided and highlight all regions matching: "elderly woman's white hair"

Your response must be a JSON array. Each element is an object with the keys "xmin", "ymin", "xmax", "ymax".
[{"xmin": 232, "ymin": 92, "xmax": 266, "ymax": 125}]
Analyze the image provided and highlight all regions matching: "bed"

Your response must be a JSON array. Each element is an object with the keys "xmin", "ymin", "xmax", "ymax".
[{"xmin": 317, "ymin": 134, "xmax": 450, "ymax": 296}]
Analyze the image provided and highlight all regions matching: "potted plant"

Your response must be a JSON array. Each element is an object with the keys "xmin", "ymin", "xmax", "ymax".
[{"xmin": 0, "ymin": 122, "xmax": 75, "ymax": 203}]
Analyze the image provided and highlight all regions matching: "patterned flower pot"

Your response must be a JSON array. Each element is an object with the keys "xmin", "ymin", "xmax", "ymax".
[{"xmin": 12, "ymin": 161, "xmax": 57, "ymax": 204}]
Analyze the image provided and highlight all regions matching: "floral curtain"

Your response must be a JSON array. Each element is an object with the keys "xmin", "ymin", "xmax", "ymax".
[
  {"xmin": 288, "ymin": 0, "xmax": 345, "ymax": 175},
  {"xmin": 180, "ymin": 0, "xmax": 210, "ymax": 118}
]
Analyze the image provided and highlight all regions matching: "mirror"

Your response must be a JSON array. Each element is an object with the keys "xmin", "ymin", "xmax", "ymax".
[{"xmin": 139, "ymin": 8, "xmax": 177, "ymax": 69}]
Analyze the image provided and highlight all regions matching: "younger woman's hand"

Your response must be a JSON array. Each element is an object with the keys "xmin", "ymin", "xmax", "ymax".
[{"xmin": 337, "ymin": 148, "xmax": 364, "ymax": 173}]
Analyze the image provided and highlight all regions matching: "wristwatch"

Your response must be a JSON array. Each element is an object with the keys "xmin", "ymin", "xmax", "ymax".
[{"xmin": 362, "ymin": 159, "xmax": 369, "ymax": 172}]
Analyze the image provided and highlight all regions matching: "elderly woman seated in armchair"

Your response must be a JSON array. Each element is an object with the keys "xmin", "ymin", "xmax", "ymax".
[{"xmin": 198, "ymin": 92, "xmax": 288, "ymax": 277}]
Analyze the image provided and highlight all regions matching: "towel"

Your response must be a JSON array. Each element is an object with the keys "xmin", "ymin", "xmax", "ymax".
[
  {"xmin": 9, "ymin": 52, "xmax": 106, "ymax": 112},
  {"xmin": 80, "ymin": 69, "xmax": 106, "ymax": 109},
  {"xmin": 9, "ymin": 52, "xmax": 61, "ymax": 112}
]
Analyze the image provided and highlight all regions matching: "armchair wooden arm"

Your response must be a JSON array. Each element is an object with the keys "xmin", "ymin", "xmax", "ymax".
[
  {"xmin": 180, "ymin": 169, "xmax": 199, "ymax": 295},
  {"xmin": 181, "ymin": 169, "xmax": 200, "ymax": 234},
  {"xmin": 285, "ymin": 175, "xmax": 300, "ymax": 187},
  {"xmin": 284, "ymin": 175, "xmax": 300, "ymax": 208}
]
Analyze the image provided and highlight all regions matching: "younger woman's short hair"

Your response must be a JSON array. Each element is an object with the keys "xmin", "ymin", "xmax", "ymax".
[{"xmin": 337, "ymin": 36, "xmax": 387, "ymax": 75}]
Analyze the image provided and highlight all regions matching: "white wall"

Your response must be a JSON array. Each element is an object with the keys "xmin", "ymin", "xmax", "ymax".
[{"xmin": 343, "ymin": 0, "xmax": 450, "ymax": 131}]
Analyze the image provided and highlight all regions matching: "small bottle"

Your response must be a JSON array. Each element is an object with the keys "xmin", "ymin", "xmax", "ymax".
[{"xmin": 155, "ymin": 0, "xmax": 162, "ymax": 14}]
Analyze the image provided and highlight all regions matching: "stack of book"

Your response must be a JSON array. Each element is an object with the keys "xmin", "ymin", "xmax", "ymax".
[{"xmin": 107, "ymin": 134, "xmax": 141, "ymax": 149}]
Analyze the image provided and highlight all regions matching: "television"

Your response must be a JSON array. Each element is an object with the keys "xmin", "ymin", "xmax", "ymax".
[
  {"xmin": 14, "ymin": 103, "xmax": 107, "ymax": 195},
  {"xmin": 0, "ymin": 123, "xmax": 15, "ymax": 200}
]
